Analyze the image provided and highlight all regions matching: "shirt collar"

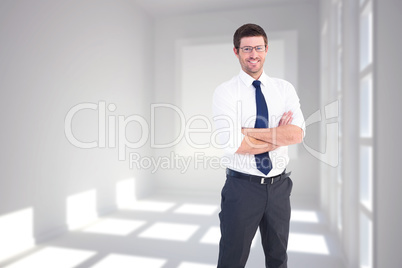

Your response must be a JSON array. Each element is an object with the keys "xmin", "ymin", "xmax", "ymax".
[{"xmin": 239, "ymin": 69, "xmax": 269, "ymax": 88}]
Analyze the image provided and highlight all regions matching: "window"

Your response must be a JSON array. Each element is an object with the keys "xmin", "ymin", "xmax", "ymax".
[
  {"xmin": 359, "ymin": 1, "xmax": 373, "ymax": 71},
  {"xmin": 359, "ymin": 146, "xmax": 373, "ymax": 210},
  {"xmin": 359, "ymin": 0, "xmax": 374, "ymax": 267},
  {"xmin": 359, "ymin": 75, "xmax": 373, "ymax": 138},
  {"xmin": 336, "ymin": 0, "xmax": 344, "ymax": 233},
  {"xmin": 360, "ymin": 212, "xmax": 373, "ymax": 268}
]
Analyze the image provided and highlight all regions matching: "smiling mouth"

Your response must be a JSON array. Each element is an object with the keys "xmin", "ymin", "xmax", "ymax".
[{"xmin": 248, "ymin": 59, "xmax": 259, "ymax": 64}]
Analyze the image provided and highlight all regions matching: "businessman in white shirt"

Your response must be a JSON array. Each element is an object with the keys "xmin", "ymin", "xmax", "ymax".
[{"xmin": 213, "ymin": 23, "xmax": 305, "ymax": 268}]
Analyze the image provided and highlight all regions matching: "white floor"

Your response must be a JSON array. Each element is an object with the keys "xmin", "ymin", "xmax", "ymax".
[{"xmin": 0, "ymin": 192, "xmax": 345, "ymax": 268}]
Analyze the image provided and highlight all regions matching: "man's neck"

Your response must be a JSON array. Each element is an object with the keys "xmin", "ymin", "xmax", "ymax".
[{"xmin": 244, "ymin": 69, "xmax": 263, "ymax": 80}]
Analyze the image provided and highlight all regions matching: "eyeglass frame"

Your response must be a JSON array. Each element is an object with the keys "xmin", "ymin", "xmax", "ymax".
[{"xmin": 237, "ymin": 45, "xmax": 267, "ymax": 53}]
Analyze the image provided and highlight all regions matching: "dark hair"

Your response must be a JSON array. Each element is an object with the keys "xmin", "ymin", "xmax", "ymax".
[{"xmin": 233, "ymin": 23, "xmax": 268, "ymax": 50}]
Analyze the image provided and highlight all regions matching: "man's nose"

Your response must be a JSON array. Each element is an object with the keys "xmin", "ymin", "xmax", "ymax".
[{"xmin": 249, "ymin": 49, "xmax": 258, "ymax": 57}]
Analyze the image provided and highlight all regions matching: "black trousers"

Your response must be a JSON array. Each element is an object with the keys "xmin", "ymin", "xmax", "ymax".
[{"xmin": 217, "ymin": 171, "xmax": 293, "ymax": 268}]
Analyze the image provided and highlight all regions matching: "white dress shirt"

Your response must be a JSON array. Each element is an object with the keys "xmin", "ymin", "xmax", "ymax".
[{"xmin": 212, "ymin": 69, "xmax": 305, "ymax": 177}]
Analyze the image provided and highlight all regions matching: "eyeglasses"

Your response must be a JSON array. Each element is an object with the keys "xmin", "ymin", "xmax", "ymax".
[{"xmin": 238, "ymin": 45, "xmax": 266, "ymax": 53}]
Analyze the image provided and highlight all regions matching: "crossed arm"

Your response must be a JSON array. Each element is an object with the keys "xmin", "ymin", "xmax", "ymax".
[{"xmin": 236, "ymin": 111, "xmax": 304, "ymax": 155}]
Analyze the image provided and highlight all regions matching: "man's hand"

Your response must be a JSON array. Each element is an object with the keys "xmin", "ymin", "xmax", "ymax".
[
  {"xmin": 236, "ymin": 136, "xmax": 279, "ymax": 155},
  {"xmin": 242, "ymin": 111, "xmax": 294, "ymax": 136},
  {"xmin": 278, "ymin": 111, "xmax": 293, "ymax": 126}
]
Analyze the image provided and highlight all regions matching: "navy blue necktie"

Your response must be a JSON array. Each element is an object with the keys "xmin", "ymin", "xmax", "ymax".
[{"xmin": 253, "ymin": 80, "xmax": 272, "ymax": 175}]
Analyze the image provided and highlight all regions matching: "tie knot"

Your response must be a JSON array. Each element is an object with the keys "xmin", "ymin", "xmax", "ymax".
[{"xmin": 252, "ymin": 80, "xmax": 261, "ymax": 88}]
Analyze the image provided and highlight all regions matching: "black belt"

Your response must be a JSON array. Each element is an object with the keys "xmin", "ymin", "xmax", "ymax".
[{"xmin": 226, "ymin": 168, "xmax": 291, "ymax": 185}]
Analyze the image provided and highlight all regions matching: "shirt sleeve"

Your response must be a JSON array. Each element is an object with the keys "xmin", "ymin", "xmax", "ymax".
[
  {"xmin": 212, "ymin": 84, "xmax": 244, "ymax": 155},
  {"xmin": 285, "ymin": 82, "xmax": 306, "ymax": 137}
]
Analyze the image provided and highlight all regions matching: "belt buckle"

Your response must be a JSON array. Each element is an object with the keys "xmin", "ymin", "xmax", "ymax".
[{"xmin": 260, "ymin": 177, "xmax": 267, "ymax": 184}]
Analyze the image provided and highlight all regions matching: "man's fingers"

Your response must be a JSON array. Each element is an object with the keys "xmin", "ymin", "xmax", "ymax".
[
  {"xmin": 278, "ymin": 112, "xmax": 286, "ymax": 125},
  {"xmin": 278, "ymin": 111, "xmax": 293, "ymax": 126},
  {"xmin": 285, "ymin": 112, "xmax": 292, "ymax": 124},
  {"xmin": 285, "ymin": 114, "xmax": 293, "ymax": 124}
]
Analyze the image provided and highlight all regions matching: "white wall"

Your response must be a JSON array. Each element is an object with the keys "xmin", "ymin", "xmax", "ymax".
[
  {"xmin": 153, "ymin": 2, "xmax": 321, "ymax": 198},
  {"xmin": 374, "ymin": 0, "xmax": 402, "ymax": 267},
  {"xmin": 0, "ymin": 0, "xmax": 154, "ymax": 252}
]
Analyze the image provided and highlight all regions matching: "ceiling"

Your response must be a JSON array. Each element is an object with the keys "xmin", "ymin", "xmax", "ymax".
[{"xmin": 134, "ymin": 0, "xmax": 317, "ymax": 18}]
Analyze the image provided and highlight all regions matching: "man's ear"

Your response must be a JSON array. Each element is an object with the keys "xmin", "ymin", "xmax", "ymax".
[{"xmin": 233, "ymin": 47, "xmax": 239, "ymax": 59}]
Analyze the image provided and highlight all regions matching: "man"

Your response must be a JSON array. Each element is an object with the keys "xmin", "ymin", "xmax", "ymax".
[{"xmin": 212, "ymin": 23, "xmax": 305, "ymax": 268}]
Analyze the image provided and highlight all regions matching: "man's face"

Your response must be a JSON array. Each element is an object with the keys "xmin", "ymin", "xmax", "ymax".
[{"xmin": 234, "ymin": 36, "xmax": 268, "ymax": 79}]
